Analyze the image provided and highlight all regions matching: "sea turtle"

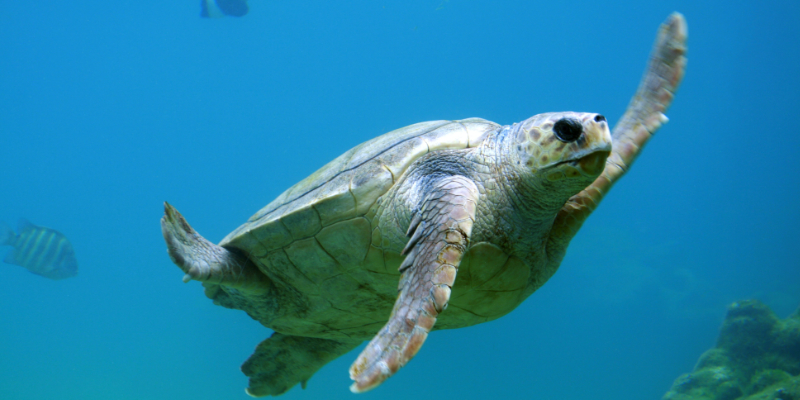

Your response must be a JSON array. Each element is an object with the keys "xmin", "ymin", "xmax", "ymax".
[{"xmin": 161, "ymin": 13, "xmax": 687, "ymax": 396}]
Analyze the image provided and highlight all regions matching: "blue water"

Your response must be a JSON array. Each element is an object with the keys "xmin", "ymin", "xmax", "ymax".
[{"xmin": 1, "ymin": 1, "xmax": 798, "ymax": 399}]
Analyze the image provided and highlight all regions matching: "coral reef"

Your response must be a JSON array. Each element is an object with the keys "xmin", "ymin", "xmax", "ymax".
[{"xmin": 663, "ymin": 300, "xmax": 800, "ymax": 400}]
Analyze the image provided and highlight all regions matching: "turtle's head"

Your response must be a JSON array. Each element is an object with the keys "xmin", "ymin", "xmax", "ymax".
[{"xmin": 505, "ymin": 112, "xmax": 612, "ymax": 206}]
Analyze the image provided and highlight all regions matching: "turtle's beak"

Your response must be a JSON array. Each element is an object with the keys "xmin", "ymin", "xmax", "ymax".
[
  {"xmin": 573, "ymin": 114, "xmax": 612, "ymax": 176},
  {"xmin": 584, "ymin": 114, "xmax": 612, "ymax": 153},
  {"xmin": 576, "ymin": 150, "xmax": 610, "ymax": 176}
]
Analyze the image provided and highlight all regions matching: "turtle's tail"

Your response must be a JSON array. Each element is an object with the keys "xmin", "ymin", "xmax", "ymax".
[{"xmin": 161, "ymin": 202, "xmax": 271, "ymax": 293}]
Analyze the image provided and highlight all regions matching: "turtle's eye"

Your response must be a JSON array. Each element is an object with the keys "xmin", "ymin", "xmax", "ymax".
[{"xmin": 553, "ymin": 118, "xmax": 583, "ymax": 143}]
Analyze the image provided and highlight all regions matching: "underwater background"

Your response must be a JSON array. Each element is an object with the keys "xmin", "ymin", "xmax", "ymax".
[{"xmin": 1, "ymin": 1, "xmax": 798, "ymax": 399}]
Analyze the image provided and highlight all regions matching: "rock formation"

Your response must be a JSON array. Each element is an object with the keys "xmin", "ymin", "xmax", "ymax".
[{"xmin": 663, "ymin": 299, "xmax": 800, "ymax": 400}]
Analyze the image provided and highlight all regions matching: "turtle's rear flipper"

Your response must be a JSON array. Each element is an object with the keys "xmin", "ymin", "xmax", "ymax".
[
  {"xmin": 161, "ymin": 202, "xmax": 270, "ymax": 293},
  {"xmin": 242, "ymin": 333, "xmax": 360, "ymax": 397}
]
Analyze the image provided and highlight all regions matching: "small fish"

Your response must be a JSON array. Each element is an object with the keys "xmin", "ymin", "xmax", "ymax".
[
  {"xmin": 0, "ymin": 219, "xmax": 78, "ymax": 280},
  {"xmin": 201, "ymin": 0, "xmax": 249, "ymax": 18}
]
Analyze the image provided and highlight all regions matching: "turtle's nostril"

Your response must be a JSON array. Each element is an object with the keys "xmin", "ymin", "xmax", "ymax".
[{"xmin": 594, "ymin": 114, "xmax": 606, "ymax": 123}]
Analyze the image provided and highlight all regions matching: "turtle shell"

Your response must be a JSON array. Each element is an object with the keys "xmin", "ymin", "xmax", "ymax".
[
  {"xmin": 221, "ymin": 118, "xmax": 498, "ymax": 257},
  {"xmin": 215, "ymin": 118, "xmax": 500, "ymax": 337}
]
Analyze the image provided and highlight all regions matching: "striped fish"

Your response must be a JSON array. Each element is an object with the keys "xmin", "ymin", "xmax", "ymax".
[{"xmin": 0, "ymin": 219, "xmax": 78, "ymax": 280}]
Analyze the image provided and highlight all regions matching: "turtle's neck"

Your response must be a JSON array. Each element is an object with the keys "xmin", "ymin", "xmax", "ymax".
[
  {"xmin": 487, "ymin": 122, "xmax": 606, "ymax": 255},
  {"xmin": 464, "ymin": 124, "xmax": 567, "ymax": 252}
]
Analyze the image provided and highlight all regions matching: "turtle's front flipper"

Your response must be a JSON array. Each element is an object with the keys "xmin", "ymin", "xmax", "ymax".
[
  {"xmin": 161, "ymin": 202, "xmax": 270, "ymax": 293},
  {"xmin": 349, "ymin": 176, "xmax": 479, "ymax": 393},
  {"xmin": 242, "ymin": 333, "xmax": 360, "ymax": 397},
  {"xmin": 607, "ymin": 12, "xmax": 687, "ymax": 178},
  {"xmin": 548, "ymin": 13, "xmax": 687, "ymax": 257}
]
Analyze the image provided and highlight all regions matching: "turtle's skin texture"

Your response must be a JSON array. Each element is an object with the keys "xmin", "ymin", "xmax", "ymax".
[{"xmin": 161, "ymin": 13, "xmax": 687, "ymax": 397}]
